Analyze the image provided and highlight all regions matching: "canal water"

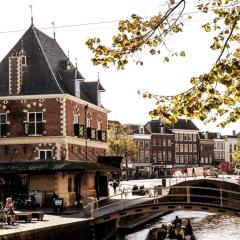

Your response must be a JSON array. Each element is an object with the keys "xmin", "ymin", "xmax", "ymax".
[{"xmin": 124, "ymin": 211, "xmax": 240, "ymax": 240}]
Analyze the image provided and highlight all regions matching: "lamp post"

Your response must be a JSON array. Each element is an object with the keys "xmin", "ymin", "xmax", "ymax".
[{"xmin": 84, "ymin": 104, "xmax": 88, "ymax": 162}]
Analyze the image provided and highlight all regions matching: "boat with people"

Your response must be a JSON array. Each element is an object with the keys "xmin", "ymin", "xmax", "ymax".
[{"xmin": 145, "ymin": 216, "xmax": 196, "ymax": 240}]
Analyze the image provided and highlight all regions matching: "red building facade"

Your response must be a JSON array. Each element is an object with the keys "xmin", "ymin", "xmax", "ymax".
[{"xmin": 0, "ymin": 25, "xmax": 109, "ymax": 205}]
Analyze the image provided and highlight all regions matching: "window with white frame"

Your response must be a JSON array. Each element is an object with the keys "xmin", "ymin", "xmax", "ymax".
[
  {"xmin": 86, "ymin": 118, "xmax": 91, "ymax": 128},
  {"xmin": 180, "ymin": 155, "xmax": 184, "ymax": 163},
  {"xmin": 39, "ymin": 149, "xmax": 52, "ymax": 160},
  {"xmin": 185, "ymin": 155, "xmax": 188, "ymax": 163},
  {"xmin": 221, "ymin": 142, "xmax": 224, "ymax": 150},
  {"xmin": 193, "ymin": 144, "xmax": 197, "ymax": 152},
  {"xmin": 189, "ymin": 144, "xmax": 192, "ymax": 152},
  {"xmin": 145, "ymin": 141, "xmax": 150, "ymax": 148},
  {"xmin": 184, "ymin": 144, "xmax": 188, "ymax": 152},
  {"xmin": 184, "ymin": 134, "xmax": 188, "ymax": 141},
  {"xmin": 175, "ymin": 133, "xmax": 178, "ymax": 141},
  {"xmin": 73, "ymin": 115, "xmax": 79, "ymax": 124},
  {"xmin": 193, "ymin": 155, "xmax": 197, "ymax": 163},
  {"xmin": 193, "ymin": 133, "xmax": 196, "ymax": 141},
  {"xmin": 152, "ymin": 139, "xmax": 157, "ymax": 146},
  {"xmin": 175, "ymin": 155, "xmax": 179, "ymax": 163},
  {"xmin": 97, "ymin": 121, "xmax": 102, "ymax": 131},
  {"xmin": 180, "ymin": 144, "xmax": 183, "ymax": 152},
  {"xmin": 180, "ymin": 133, "xmax": 183, "ymax": 141},
  {"xmin": 27, "ymin": 112, "xmax": 43, "ymax": 135},
  {"xmin": 168, "ymin": 139, "xmax": 172, "ymax": 146},
  {"xmin": 189, "ymin": 155, "xmax": 192, "ymax": 162},
  {"xmin": 188, "ymin": 133, "xmax": 192, "ymax": 141},
  {"xmin": 175, "ymin": 144, "xmax": 179, "ymax": 153},
  {"xmin": 0, "ymin": 113, "xmax": 7, "ymax": 137}
]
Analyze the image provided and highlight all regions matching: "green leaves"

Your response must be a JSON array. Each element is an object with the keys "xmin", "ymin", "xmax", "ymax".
[
  {"xmin": 86, "ymin": 0, "xmax": 240, "ymax": 127},
  {"xmin": 203, "ymin": 23, "xmax": 211, "ymax": 32}
]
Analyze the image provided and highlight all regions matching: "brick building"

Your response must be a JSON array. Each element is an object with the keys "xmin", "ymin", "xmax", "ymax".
[
  {"xmin": 130, "ymin": 124, "xmax": 151, "ymax": 177},
  {"xmin": 0, "ymin": 24, "xmax": 111, "ymax": 205},
  {"xmin": 145, "ymin": 119, "xmax": 200, "ymax": 175}
]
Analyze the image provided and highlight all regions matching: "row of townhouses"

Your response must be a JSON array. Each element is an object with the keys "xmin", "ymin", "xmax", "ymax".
[{"xmin": 123, "ymin": 120, "xmax": 239, "ymax": 176}]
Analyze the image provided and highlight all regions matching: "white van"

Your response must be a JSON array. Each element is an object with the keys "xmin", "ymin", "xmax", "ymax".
[{"xmin": 234, "ymin": 164, "xmax": 240, "ymax": 175}]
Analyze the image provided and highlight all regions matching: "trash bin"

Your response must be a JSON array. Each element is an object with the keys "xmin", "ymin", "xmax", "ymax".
[
  {"xmin": 82, "ymin": 197, "xmax": 95, "ymax": 217},
  {"xmin": 53, "ymin": 198, "xmax": 64, "ymax": 212},
  {"xmin": 162, "ymin": 178, "xmax": 166, "ymax": 187}
]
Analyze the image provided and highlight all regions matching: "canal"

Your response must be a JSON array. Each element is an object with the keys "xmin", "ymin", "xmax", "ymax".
[{"xmin": 124, "ymin": 211, "xmax": 240, "ymax": 240}]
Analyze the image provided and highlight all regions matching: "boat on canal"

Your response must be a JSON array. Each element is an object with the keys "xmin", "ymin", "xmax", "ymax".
[{"xmin": 145, "ymin": 218, "xmax": 196, "ymax": 240}]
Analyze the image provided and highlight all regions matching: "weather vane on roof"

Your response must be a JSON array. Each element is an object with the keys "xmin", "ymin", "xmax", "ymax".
[
  {"xmin": 98, "ymin": 72, "xmax": 100, "ymax": 82},
  {"xmin": 51, "ymin": 21, "xmax": 56, "ymax": 40},
  {"xmin": 29, "ymin": 5, "xmax": 34, "ymax": 26}
]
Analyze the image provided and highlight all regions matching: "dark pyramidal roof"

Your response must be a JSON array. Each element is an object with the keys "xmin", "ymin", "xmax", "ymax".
[
  {"xmin": 146, "ymin": 119, "xmax": 199, "ymax": 134},
  {"xmin": 0, "ymin": 25, "xmax": 104, "ymax": 106}
]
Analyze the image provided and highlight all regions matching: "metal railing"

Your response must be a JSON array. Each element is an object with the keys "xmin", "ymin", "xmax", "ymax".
[{"xmin": 85, "ymin": 184, "xmax": 240, "ymax": 218}]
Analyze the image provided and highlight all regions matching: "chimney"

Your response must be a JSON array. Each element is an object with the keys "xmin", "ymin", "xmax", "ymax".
[
  {"xmin": 205, "ymin": 131, "xmax": 208, "ymax": 139},
  {"xmin": 233, "ymin": 130, "xmax": 236, "ymax": 136},
  {"xmin": 9, "ymin": 49, "xmax": 27, "ymax": 95}
]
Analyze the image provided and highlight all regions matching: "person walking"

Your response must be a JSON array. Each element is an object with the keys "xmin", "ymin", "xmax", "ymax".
[{"xmin": 112, "ymin": 180, "xmax": 118, "ymax": 194}]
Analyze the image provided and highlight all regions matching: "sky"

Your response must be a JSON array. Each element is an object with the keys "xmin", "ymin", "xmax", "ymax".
[{"xmin": 0, "ymin": 0, "xmax": 239, "ymax": 135}]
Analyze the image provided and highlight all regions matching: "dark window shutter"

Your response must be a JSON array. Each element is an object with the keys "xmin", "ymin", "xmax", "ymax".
[
  {"xmin": 87, "ymin": 127, "xmax": 91, "ymax": 139},
  {"xmin": 97, "ymin": 130, "xmax": 102, "ymax": 141},
  {"xmin": 24, "ymin": 122, "xmax": 29, "ymax": 135},
  {"xmin": 102, "ymin": 131, "xmax": 106, "ymax": 142},
  {"xmin": 1, "ymin": 124, "xmax": 7, "ymax": 137},
  {"xmin": 79, "ymin": 125, "xmax": 84, "ymax": 137},
  {"xmin": 91, "ymin": 128, "xmax": 96, "ymax": 139},
  {"xmin": 74, "ymin": 124, "xmax": 79, "ymax": 136}
]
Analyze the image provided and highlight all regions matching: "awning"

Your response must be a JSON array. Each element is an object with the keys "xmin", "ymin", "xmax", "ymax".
[{"xmin": 0, "ymin": 160, "xmax": 120, "ymax": 173}]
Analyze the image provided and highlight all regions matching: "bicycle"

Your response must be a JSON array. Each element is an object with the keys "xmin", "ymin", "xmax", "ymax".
[
  {"xmin": 0, "ymin": 202, "xmax": 7, "ymax": 228},
  {"xmin": 0, "ymin": 202, "xmax": 19, "ymax": 227}
]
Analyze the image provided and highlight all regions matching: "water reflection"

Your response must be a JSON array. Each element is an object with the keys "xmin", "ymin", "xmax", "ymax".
[{"xmin": 125, "ymin": 211, "xmax": 240, "ymax": 240}]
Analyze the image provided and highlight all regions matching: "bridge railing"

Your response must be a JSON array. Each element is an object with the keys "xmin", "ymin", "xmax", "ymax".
[{"xmin": 85, "ymin": 185, "xmax": 240, "ymax": 218}]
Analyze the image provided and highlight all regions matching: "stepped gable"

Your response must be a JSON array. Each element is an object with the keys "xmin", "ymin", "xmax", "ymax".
[{"xmin": 0, "ymin": 25, "xmax": 103, "ymax": 106}]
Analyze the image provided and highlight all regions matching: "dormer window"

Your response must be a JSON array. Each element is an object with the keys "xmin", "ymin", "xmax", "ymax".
[
  {"xmin": 21, "ymin": 56, "xmax": 27, "ymax": 66},
  {"xmin": 139, "ymin": 127, "xmax": 144, "ymax": 134}
]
